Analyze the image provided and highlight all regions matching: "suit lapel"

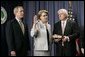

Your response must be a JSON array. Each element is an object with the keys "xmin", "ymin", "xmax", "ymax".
[
  {"xmin": 13, "ymin": 19, "xmax": 24, "ymax": 36},
  {"xmin": 64, "ymin": 19, "xmax": 70, "ymax": 35},
  {"xmin": 59, "ymin": 21, "xmax": 62, "ymax": 35}
]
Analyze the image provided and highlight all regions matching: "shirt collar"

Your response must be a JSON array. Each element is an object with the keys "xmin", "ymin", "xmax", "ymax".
[
  {"xmin": 61, "ymin": 18, "xmax": 68, "ymax": 23},
  {"xmin": 15, "ymin": 17, "xmax": 22, "ymax": 22}
]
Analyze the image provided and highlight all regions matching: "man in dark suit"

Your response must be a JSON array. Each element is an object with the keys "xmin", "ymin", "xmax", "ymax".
[
  {"xmin": 6, "ymin": 6, "xmax": 30, "ymax": 56},
  {"xmin": 52, "ymin": 9, "xmax": 80, "ymax": 56}
]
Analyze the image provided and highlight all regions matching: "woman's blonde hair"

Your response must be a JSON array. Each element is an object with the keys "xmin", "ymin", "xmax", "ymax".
[{"xmin": 37, "ymin": 10, "xmax": 48, "ymax": 20}]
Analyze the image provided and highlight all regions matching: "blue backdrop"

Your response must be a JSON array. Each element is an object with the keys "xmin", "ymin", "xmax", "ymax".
[{"xmin": 23, "ymin": 1, "xmax": 84, "ymax": 56}]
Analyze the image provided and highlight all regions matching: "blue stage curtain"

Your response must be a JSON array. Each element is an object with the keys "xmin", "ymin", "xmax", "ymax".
[
  {"xmin": 23, "ymin": 1, "xmax": 84, "ymax": 56},
  {"xmin": 1, "ymin": 1, "xmax": 84, "ymax": 56}
]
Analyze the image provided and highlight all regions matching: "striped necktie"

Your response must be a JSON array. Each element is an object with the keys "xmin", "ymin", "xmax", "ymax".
[{"xmin": 19, "ymin": 21, "xmax": 24, "ymax": 34}]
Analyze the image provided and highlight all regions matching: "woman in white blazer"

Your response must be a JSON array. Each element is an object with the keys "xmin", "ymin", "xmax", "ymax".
[{"xmin": 30, "ymin": 10, "xmax": 52, "ymax": 56}]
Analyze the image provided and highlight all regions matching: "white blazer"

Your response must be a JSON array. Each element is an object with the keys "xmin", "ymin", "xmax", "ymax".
[{"xmin": 31, "ymin": 21, "xmax": 51, "ymax": 51}]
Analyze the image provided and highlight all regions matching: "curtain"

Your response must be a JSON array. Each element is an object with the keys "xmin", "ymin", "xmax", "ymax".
[
  {"xmin": 23, "ymin": 1, "xmax": 84, "ymax": 56},
  {"xmin": 1, "ymin": 1, "xmax": 84, "ymax": 56}
]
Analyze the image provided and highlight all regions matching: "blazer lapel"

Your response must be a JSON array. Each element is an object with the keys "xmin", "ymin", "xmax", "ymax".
[
  {"xmin": 14, "ymin": 19, "xmax": 24, "ymax": 36},
  {"xmin": 64, "ymin": 19, "xmax": 70, "ymax": 35},
  {"xmin": 59, "ymin": 21, "xmax": 62, "ymax": 35}
]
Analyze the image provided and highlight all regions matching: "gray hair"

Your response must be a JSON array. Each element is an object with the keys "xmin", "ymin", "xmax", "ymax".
[
  {"xmin": 58, "ymin": 9, "xmax": 68, "ymax": 16},
  {"xmin": 13, "ymin": 6, "xmax": 23, "ymax": 15}
]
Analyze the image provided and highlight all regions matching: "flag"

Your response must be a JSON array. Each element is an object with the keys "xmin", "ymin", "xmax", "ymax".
[
  {"xmin": 68, "ymin": 1, "xmax": 75, "ymax": 21},
  {"xmin": 68, "ymin": 1, "xmax": 81, "ymax": 56}
]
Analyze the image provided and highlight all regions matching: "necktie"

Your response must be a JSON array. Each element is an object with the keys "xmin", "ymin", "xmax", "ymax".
[
  {"xmin": 19, "ymin": 21, "xmax": 24, "ymax": 34},
  {"xmin": 62, "ymin": 21, "xmax": 65, "ymax": 46},
  {"xmin": 62, "ymin": 21, "xmax": 65, "ymax": 35}
]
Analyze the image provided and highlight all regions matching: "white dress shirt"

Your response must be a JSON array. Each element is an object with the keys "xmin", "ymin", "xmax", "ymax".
[
  {"xmin": 61, "ymin": 19, "xmax": 70, "ymax": 42},
  {"xmin": 61, "ymin": 19, "xmax": 67, "ymax": 35}
]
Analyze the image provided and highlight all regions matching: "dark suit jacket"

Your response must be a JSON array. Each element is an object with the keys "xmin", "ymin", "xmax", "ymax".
[
  {"xmin": 6, "ymin": 19, "xmax": 30, "ymax": 56},
  {"xmin": 53, "ymin": 19, "xmax": 80, "ymax": 56}
]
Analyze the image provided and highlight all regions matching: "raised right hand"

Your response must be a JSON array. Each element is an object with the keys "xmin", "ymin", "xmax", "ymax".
[{"xmin": 33, "ymin": 15, "xmax": 38, "ymax": 24}]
